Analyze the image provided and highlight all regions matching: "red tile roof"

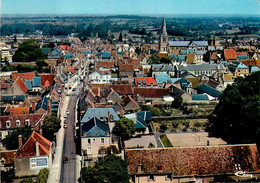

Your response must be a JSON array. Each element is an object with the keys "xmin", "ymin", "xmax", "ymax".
[
  {"xmin": 11, "ymin": 72, "xmax": 36, "ymax": 81},
  {"xmin": 0, "ymin": 150, "xmax": 17, "ymax": 165},
  {"xmin": 210, "ymin": 52, "xmax": 217, "ymax": 60},
  {"xmin": 39, "ymin": 74, "xmax": 55, "ymax": 88},
  {"xmin": 68, "ymin": 66, "xmax": 76, "ymax": 74},
  {"xmin": 90, "ymin": 87, "xmax": 101, "ymax": 97},
  {"xmin": 120, "ymin": 96, "xmax": 139, "ymax": 108},
  {"xmin": 236, "ymin": 52, "xmax": 248, "ymax": 57},
  {"xmin": 11, "ymin": 107, "xmax": 30, "ymax": 115},
  {"xmin": 96, "ymin": 61, "xmax": 115, "ymax": 69},
  {"xmin": 108, "ymin": 84, "xmax": 133, "ymax": 95},
  {"xmin": 133, "ymin": 88, "xmax": 170, "ymax": 98},
  {"xmin": 15, "ymin": 76, "xmax": 28, "ymax": 94},
  {"xmin": 240, "ymin": 59, "xmax": 260, "ymax": 68},
  {"xmin": 60, "ymin": 45, "xmax": 69, "ymax": 50},
  {"xmin": 224, "ymin": 49, "xmax": 237, "ymax": 61},
  {"xmin": 134, "ymin": 77, "xmax": 157, "ymax": 86},
  {"xmin": 16, "ymin": 131, "xmax": 51, "ymax": 158},
  {"xmin": 0, "ymin": 113, "xmax": 45, "ymax": 130},
  {"xmin": 119, "ymin": 64, "xmax": 134, "ymax": 72},
  {"xmin": 125, "ymin": 144, "xmax": 260, "ymax": 176}
]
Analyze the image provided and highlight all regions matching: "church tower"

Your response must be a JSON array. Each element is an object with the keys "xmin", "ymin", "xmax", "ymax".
[{"xmin": 159, "ymin": 17, "xmax": 168, "ymax": 52}]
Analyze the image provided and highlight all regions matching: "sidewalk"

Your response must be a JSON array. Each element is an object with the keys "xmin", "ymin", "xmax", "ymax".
[{"xmin": 48, "ymin": 95, "xmax": 70, "ymax": 183}]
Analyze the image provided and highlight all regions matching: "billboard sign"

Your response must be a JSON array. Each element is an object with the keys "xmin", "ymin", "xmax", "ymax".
[{"xmin": 30, "ymin": 156, "xmax": 48, "ymax": 169}]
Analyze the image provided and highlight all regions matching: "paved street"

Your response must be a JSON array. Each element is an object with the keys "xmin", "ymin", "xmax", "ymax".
[{"xmin": 60, "ymin": 94, "xmax": 78, "ymax": 183}]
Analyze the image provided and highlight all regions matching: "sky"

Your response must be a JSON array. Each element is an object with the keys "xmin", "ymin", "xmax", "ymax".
[{"xmin": 1, "ymin": 0, "xmax": 260, "ymax": 15}]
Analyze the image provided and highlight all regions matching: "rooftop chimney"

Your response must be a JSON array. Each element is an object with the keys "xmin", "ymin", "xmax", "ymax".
[
  {"xmin": 18, "ymin": 134, "xmax": 22, "ymax": 148},
  {"xmin": 107, "ymin": 111, "xmax": 110, "ymax": 123},
  {"xmin": 137, "ymin": 164, "xmax": 142, "ymax": 174},
  {"xmin": 36, "ymin": 141, "xmax": 40, "ymax": 156}
]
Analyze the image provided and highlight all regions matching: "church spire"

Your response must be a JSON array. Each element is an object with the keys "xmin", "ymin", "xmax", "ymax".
[
  {"xmin": 159, "ymin": 17, "xmax": 168, "ymax": 52},
  {"xmin": 162, "ymin": 17, "xmax": 168, "ymax": 37}
]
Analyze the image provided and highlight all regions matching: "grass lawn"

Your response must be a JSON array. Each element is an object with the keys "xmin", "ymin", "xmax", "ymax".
[{"xmin": 160, "ymin": 134, "xmax": 173, "ymax": 147}]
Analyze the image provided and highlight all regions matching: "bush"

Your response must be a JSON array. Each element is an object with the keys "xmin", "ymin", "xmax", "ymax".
[
  {"xmin": 172, "ymin": 121, "xmax": 179, "ymax": 129},
  {"xmin": 36, "ymin": 168, "xmax": 49, "ymax": 183},
  {"xmin": 160, "ymin": 124, "xmax": 168, "ymax": 132}
]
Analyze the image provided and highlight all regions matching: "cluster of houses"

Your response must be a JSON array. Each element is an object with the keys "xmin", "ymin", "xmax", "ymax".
[{"xmin": 0, "ymin": 70, "xmax": 65, "ymax": 176}]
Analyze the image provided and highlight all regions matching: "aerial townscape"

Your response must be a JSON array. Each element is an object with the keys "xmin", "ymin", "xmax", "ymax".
[{"xmin": 1, "ymin": 1, "xmax": 260, "ymax": 183}]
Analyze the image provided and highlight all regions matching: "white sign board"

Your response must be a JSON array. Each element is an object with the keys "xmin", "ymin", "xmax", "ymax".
[{"xmin": 30, "ymin": 156, "xmax": 48, "ymax": 169}]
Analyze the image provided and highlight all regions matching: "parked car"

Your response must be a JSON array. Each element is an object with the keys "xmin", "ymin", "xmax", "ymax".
[
  {"xmin": 64, "ymin": 114, "xmax": 67, "ymax": 118},
  {"xmin": 62, "ymin": 156, "xmax": 68, "ymax": 164},
  {"xmin": 64, "ymin": 120, "xmax": 67, "ymax": 124},
  {"xmin": 66, "ymin": 110, "xmax": 70, "ymax": 115},
  {"xmin": 64, "ymin": 124, "xmax": 68, "ymax": 128}
]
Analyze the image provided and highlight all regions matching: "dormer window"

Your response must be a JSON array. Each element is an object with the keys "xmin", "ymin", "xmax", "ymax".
[
  {"xmin": 16, "ymin": 120, "xmax": 20, "ymax": 127},
  {"xmin": 6, "ymin": 121, "xmax": 10, "ymax": 128},
  {"xmin": 25, "ymin": 119, "xmax": 30, "ymax": 126}
]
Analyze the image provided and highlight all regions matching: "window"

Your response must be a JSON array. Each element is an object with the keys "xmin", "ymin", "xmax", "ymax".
[
  {"xmin": 87, "ymin": 147, "xmax": 92, "ymax": 154},
  {"xmin": 25, "ymin": 119, "xmax": 30, "ymax": 126},
  {"xmin": 101, "ymin": 138, "xmax": 104, "ymax": 144},
  {"xmin": 88, "ymin": 139, "xmax": 91, "ymax": 144},
  {"xmin": 16, "ymin": 120, "xmax": 20, "ymax": 127},
  {"xmin": 147, "ymin": 175, "xmax": 155, "ymax": 181},
  {"xmin": 6, "ymin": 121, "xmax": 10, "ymax": 128}
]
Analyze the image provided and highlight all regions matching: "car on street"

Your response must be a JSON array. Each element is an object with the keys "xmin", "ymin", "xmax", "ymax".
[
  {"xmin": 66, "ymin": 110, "xmax": 70, "ymax": 115},
  {"xmin": 72, "ymin": 88, "xmax": 76, "ymax": 91},
  {"xmin": 62, "ymin": 156, "xmax": 68, "ymax": 164},
  {"xmin": 64, "ymin": 124, "xmax": 68, "ymax": 128},
  {"xmin": 64, "ymin": 120, "xmax": 67, "ymax": 124},
  {"xmin": 64, "ymin": 114, "xmax": 67, "ymax": 118}
]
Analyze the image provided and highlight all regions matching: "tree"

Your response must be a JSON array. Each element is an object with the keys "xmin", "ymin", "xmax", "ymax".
[
  {"xmin": 36, "ymin": 168, "xmax": 49, "ymax": 183},
  {"xmin": 81, "ymin": 155, "xmax": 129, "ymax": 183},
  {"xmin": 13, "ymin": 39, "xmax": 43, "ymax": 62},
  {"xmin": 112, "ymin": 117, "xmax": 135, "ymax": 140},
  {"xmin": 118, "ymin": 32, "xmax": 123, "ymax": 42},
  {"xmin": 19, "ymin": 178, "xmax": 34, "ymax": 183},
  {"xmin": 160, "ymin": 56, "xmax": 172, "ymax": 64},
  {"xmin": 207, "ymin": 72, "xmax": 260, "ymax": 145},
  {"xmin": 148, "ymin": 53, "xmax": 160, "ymax": 64},
  {"xmin": 36, "ymin": 60, "xmax": 48, "ymax": 73},
  {"xmin": 42, "ymin": 116, "xmax": 61, "ymax": 141},
  {"xmin": 2, "ymin": 126, "xmax": 32, "ymax": 150},
  {"xmin": 160, "ymin": 124, "xmax": 168, "ymax": 132},
  {"xmin": 171, "ymin": 95, "xmax": 183, "ymax": 109}
]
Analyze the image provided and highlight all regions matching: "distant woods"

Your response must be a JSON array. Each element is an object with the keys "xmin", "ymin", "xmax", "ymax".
[{"xmin": 2, "ymin": 16, "xmax": 260, "ymax": 41}]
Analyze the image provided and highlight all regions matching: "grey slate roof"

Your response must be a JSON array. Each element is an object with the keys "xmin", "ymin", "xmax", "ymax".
[
  {"xmin": 192, "ymin": 94, "xmax": 209, "ymax": 100},
  {"xmin": 81, "ymin": 117, "xmax": 110, "ymax": 137},
  {"xmin": 24, "ymin": 80, "xmax": 32, "ymax": 90},
  {"xmin": 192, "ymin": 41, "xmax": 208, "ymax": 47},
  {"xmin": 177, "ymin": 64, "xmax": 224, "ymax": 72},
  {"xmin": 168, "ymin": 41, "xmax": 190, "ymax": 47},
  {"xmin": 195, "ymin": 50, "xmax": 206, "ymax": 55},
  {"xmin": 197, "ymin": 84, "xmax": 222, "ymax": 98},
  {"xmin": 32, "ymin": 77, "xmax": 41, "ymax": 87},
  {"xmin": 81, "ymin": 108, "xmax": 120, "ymax": 123}
]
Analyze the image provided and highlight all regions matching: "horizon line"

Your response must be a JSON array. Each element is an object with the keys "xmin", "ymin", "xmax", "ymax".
[{"xmin": 2, "ymin": 13, "xmax": 260, "ymax": 17}]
